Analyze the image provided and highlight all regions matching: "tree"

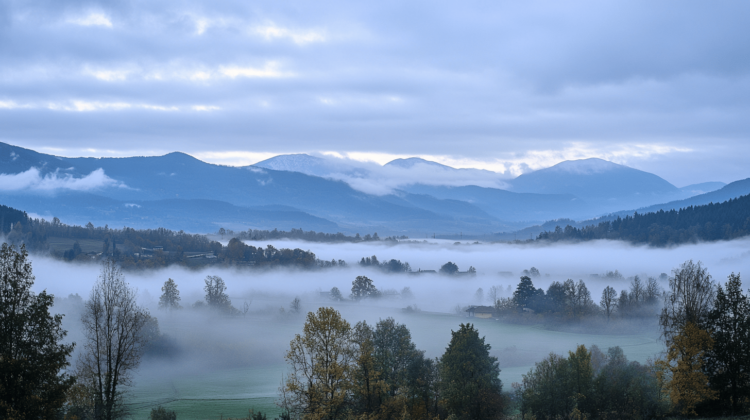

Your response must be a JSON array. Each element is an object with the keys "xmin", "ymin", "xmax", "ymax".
[
  {"xmin": 78, "ymin": 258, "xmax": 150, "ymax": 420},
  {"xmin": 0, "ymin": 243, "xmax": 75, "ymax": 419},
  {"xmin": 158, "ymin": 278, "xmax": 182, "ymax": 311},
  {"xmin": 474, "ymin": 288, "xmax": 484, "ymax": 303},
  {"xmin": 204, "ymin": 275, "xmax": 232, "ymax": 312},
  {"xmin": 149, "ymin": 406, "xmax": 177, "ymax": 420},
  {"xmin": 350, "ymin": 276, "xmax": 379, "ymax": 301},
  {"xmin": 439, "ymin": 262, "xmax": 459, "ymax": 275},
  {"xmin": 600, "ymin": 286, "xmax": 617, "ymax": 322},
  {"xmin": 660, "ymin": 260, "xmax": 716, "ymax": 344},
  {"xmin": 658, "ymin": 322, "xmax": 717, "ymax": 415},
  {"xmin": 703, "ymin": 273, "xmax": 750, "ymax": 414},
  {"xmin": 440, "ymin": 323, "xmax": 503, "ymax": 420},
  {"xmin": 573, "ymin": 280, "xmax": 593, "ymax": 316},
  {"xmin": 330, "ymin": 287, "xmax": 343, "ymax": 301},
  {"xmin": 282, "ymin": 307, "xmax": 353, "ymax": 419},
  {"xmin": 290, "ymin": 297, "xmax": 302, "ymax": 314},
  {"xmin": 567, "ymin": 345, "xmax": 593, "ymax": 412},
  {"xmin": 630, "ymin": 275, "xmax": 645, "ymax": 305},
  {"xmin": 513, "ymin": 276, "xmax": 542, "ymax": 311}
]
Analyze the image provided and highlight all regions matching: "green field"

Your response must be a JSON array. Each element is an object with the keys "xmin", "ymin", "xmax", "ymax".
[
  {"xmin": 124, "ymin": 306, "xmax": 663, "ymax": 420},
  {"xmin": 47, "ymin": 237, "xmax": 106, "ymax": 254}
]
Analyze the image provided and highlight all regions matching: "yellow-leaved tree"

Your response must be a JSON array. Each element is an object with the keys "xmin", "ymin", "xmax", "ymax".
[
  {"xmin": 282, "ymin": 307, "xmax": 353, "ymax": 420},
  {"xmin": 658, "ymin": 322, "xmax": 718, "ymax": 415}
]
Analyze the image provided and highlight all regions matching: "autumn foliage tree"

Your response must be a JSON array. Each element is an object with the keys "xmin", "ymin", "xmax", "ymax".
[
  {"xmin": 658, "ymin": 322, "xmax": 718, "ymax": 415},
  {"xmin": 282, "ymin": 307, "xmax": 354, "ymax": 420}
]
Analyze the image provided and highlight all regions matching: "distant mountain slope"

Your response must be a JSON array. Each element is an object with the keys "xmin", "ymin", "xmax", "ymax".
[
  {"xmin": 509, "ymin": 158, "xmax": 678, "ymax": 198},
  {"xmin": 679, "ymin": 182, "xmax": 725, "ymax": 195},
  {"xmin": 401, "ymin": 184, "xmax": 589, "ymax": 222},
  {"xmin": 253, "ymin": 154, "xmax": 334, "ymax": 177},
  {"xmin": 537, "ymin": 193, "xmax": 750, "ymax": 246},
  {"xmin": 385, "ymin": 157, "xmax": 455, "ymax": 170},
  {"xmin": 629, "ymin": 177, "xmax": 750, "ymax": 215},
  {"xmin": 0, "ymin": 192, "xmax": 339, "ymax": 233}
]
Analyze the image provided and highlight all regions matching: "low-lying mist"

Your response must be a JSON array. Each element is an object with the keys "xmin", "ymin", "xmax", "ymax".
[{"xmin": 32, "ymin": 237, "xmax": 750, "ymax": 417}]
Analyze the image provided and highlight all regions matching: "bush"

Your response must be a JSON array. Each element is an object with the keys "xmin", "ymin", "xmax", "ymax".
[{"xmin": 150, "ymin": 406, "xmax": 177, "ymax": 420}]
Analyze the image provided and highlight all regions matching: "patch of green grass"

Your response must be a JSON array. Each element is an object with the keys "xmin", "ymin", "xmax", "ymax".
[{"xmin": 47, "ymin": 237, "xmax": 105, "ymax": 253}]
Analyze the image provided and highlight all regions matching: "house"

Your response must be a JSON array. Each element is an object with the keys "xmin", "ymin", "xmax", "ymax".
[{"xmin": 466, "ymin": 305, "xmax": 496, "ymax": 319}]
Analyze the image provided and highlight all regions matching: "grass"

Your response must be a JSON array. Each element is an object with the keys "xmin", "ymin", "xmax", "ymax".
[{"xmin": 47, "ymin": 237, "xmax": 106, "ymax": 253}]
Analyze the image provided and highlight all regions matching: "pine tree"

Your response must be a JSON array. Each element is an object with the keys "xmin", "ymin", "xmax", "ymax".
[
  {"xmin": 0, "ymin": 243, "xmax": 75, "ymax": 419},
  {"xmin": 704, "ymin": 273, "xmax": 750, "ymax": 414},
  {"xmin": 440, "ymin": 323, "xmax": 503, "ymax": 420}
]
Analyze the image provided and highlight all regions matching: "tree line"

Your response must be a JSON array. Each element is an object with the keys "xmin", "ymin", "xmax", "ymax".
[
  {"xmin": 232, "ymin": 228, "xmax": 407, "ymax": 243},
  {"xmin": 536, "ymin": 193, "xmax": 750, "ymax": 246}
]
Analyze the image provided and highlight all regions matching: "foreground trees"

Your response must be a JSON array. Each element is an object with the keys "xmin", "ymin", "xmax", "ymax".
[
  {"xmin": 520, "ymin": 344, "xmax": 666, "ymax": 419},
  {"xmin": 440, "ymin": 324, "xmax": 503, "ymax": 420},
  {"xmin": 282, "ymin": 309, "xmax": 502, "ymax": 420},
  {"xmin": 0, "ymin": 244, "xmax": 75, "ymax": 419},
  {"xmin": 703, "ymin": 273, "xmax": 750, "ymax": 414},
  {"xmin": 77, "ymin": 259, "xmax": 150, "ymax": 420}
]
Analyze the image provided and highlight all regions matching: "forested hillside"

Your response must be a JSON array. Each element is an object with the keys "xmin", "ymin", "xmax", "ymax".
[{"xmin": 537, "ymin": 194, "xmax": 750, "ymax": 245}]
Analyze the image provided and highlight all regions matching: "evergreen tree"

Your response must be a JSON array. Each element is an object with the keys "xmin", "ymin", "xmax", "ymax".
[
  {"xmin": 440, "ymin": 323, "xmax": 503, "ymax": 420},
  {"xmin": 0, "ymin": 243, "xmax": 75, "ymax": 419},
  {"xmin": 704, "ymin": 273, "xmax": 750, "ymax": 414},
  {"xmin": 159, "ymin": 278, "xmax": 182, "ymax": 311}
]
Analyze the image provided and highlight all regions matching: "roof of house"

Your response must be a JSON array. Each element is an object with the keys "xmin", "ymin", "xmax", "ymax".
[{"xmin": 466, "ymin": 305, "xmax": 495, "ymax": 313}]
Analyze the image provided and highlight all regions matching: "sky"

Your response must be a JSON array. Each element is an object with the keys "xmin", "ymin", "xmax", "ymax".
[{"xmin": 1, "ymin": 0, "xmax": 749, "ymax": 186}]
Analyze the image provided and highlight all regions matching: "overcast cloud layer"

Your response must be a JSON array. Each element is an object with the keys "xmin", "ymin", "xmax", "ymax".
[{"xmin": 1, "ymin": 0, "xmax": 750, "ymax": 186}]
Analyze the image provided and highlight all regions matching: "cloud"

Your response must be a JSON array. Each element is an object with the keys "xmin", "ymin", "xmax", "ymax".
[
  {"xmin": 0, "ymin": 168, "xmax": 126, "ymax": 192},
  {"xmin": 251, "ymin": 24, "xmax": 326, "ymax": 45},
  {"xmin": 1, "ymin": 1, "xmax": 750, "ymax": 186},
  {"xmin": 67, "ymin": 13, "xmax": 113, "ymax": 28}
]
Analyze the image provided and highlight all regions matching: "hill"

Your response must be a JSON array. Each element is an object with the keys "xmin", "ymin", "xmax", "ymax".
[{"xmin": 537, "ymin": 193, "xmax": 750, "ymax": 246}]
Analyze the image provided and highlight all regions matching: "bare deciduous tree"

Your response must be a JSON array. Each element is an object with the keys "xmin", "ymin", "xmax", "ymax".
[
  {"xmin": 659, "ymin": 260, "xmax": 716, "ymax": 344},
  {"xmin": 600, "ymin": 286, "xmax": 617, "ymax": 322},
  {"xmin": 630, "ymin": 276, "xmax": 644, "ymax": 304},
  {"xmin": 289, "ymin": 297, "xmax": 301, "ymax": 314},
  {"xmin": 78, "ymin": 259, "xmax": 150, "ymax": 420}
]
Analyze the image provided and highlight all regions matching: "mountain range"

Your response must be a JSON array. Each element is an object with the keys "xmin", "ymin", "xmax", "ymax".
[{"xmin": 0, "ymin": 142, "xmax": 745, "ymax": 236}]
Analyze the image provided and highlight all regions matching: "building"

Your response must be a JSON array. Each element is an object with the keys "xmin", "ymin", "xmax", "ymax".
[{"xmin": 466, "ymin": 305, "xmax": 496, "ymax": 319}]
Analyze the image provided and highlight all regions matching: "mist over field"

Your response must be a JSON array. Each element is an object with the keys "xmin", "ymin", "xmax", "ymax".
[{"xmin": 25, "ymin": 237, "xmax": 749, "ymax": 417}]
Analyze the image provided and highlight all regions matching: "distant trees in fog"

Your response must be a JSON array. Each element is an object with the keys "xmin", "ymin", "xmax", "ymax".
[
  {"xmin": 492, "ymin": 274, "xmax": 661, "ymax": 323},
  {"xmin": 350, "ymin": 276, "xmax": 380, "ymax": 300},
  {"xmin": 439, "ymin": 261, "xmax": 458, "ymax": 275},
  {"xmin": 158, "ymin": 278, "xmax": 182, "ymax": 311},
  {"xmin": 358, "ymin": 255, "xmax": 411, "ymax": 273},
  {"xmin": 236, "ymin": 227, "xmax": 407, "ymax": 244}
]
